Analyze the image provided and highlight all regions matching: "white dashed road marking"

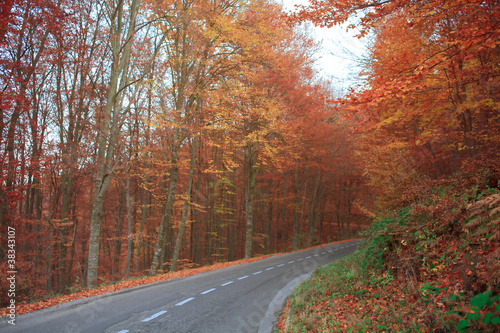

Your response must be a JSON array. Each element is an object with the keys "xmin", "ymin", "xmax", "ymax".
[
  {"xmin": 201, "ymin": 288, "xmax": 216, "ymax": 295},
  {"xmin": 115, "ymin": 241, "xmax": 360, "ymax": 332},
  {"xmin": 176, "ymin": 297, "xmax": 194, "ymax": 306},
  {"xmin": 141, "ymin": 310, "xmax": 167, "ymax": 322}
]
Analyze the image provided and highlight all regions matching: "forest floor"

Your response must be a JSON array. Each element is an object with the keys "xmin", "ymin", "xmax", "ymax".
[{"xmin": 274, "ymin": 188, "xmax": 500, "ymax": 332}]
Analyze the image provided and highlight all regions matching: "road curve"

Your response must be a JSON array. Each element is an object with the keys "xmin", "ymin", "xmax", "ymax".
[{"xmin": 0, "ymin": 240, "xmax": 360, "ymax": 333}]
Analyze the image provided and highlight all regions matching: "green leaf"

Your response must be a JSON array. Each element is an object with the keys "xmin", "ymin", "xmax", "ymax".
[
  {"xmin": 466, "ymin": 311, "xmax": 480, "ymax": 321},
  {"xmin": 457, "ymin": 319, "xmax": 469, "ymax": 331},
  {"xmin": 483, "ymin": 312, "xmax": 494, "ymax": 324},
  {"xmin": 470, "ymin": 291, "xmax": 492, "ymax": 309},
  {"xmin": 496, "ymin": 304, "xmax": 500, "ymax": 313},
  {"xmin": 491, "ymin": 316, "xmax": 500, "ymax": 325}
]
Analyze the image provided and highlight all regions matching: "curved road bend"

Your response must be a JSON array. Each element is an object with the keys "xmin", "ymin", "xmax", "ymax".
[{"xmin": 0, "ymin": 240, "xmax": 361, "ymax": 333}]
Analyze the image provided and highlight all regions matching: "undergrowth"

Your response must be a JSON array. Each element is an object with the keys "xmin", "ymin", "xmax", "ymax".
[{"xmin": 275, "ymin": 185, "xmax": 500, "ymax": 332}]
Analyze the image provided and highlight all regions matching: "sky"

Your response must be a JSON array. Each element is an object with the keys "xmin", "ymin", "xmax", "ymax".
[{"xmin": 280, "ymin": 0, "xmax": 368, "ymax": 93}]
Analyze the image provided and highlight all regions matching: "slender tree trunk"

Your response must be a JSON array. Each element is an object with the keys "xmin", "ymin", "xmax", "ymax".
[
  {"xmin": 58, "ymin": 172, "xmax": 72, "ymax": 291},
  {"xmin": 67, "ymin": 216, "xmax": 78, "ymax": 288},
  {"xmin": 170, "ymin": 138, "xmax": 197, "ymax": 272},
  {"xmin": 149, "ymin": 173, "xmax": 178, "ymax": 275},
  {"xmin": 292, "ymin": 168, "xmax": 301, "ymax": 249},
  {"xmin": 298, "ymin": 181, "xmax": 307, "ymax": 247},
  {"xmin": 328, "ymin": 197, "xmax": 333, "ymax": 242},
  {"xmin": 125, "ymin": 161, "xmax": 133, "ymax": 278},
  {"xmin": 244, "ymin": 144, "xmax": 257, "ymax": 259},
  {"xmin": 46, "ymin": 226, "xmax": 53, "ymax": 292},
  {"xmin": 136, "ymin": 81, "xmax": 152, "ymax": 273},
  {"xmin": 280, "ymin": 176, "xmax": 287, "ymax": 252},
  {"xmin": 266, "ymin": 178, "xmax": 273, "ymax": 253},
  {"xmin": 307, "ymin": 171, "xmax": 320, "ymax": 247},
  {"xmin": 149, "ymin": 140, "xmax": 179, "ymax": 275},
  {"xmin": 113, "ymin": 198, "xmax": 124, "ymax": 276},
  {"xmin": 136, "ymin": 185, "xmax": 147, "ymax": 273},
  {"xmin": 206, "ymin": 178, "xmax": 214, "ymax": 263},
  {"xmin": 336, "ymin": 183, "xmax": 343, "ymax": 240},
  {"xmin": 315, "ymin": 190, "xmax": 324, "ymax": 244},
  {"xmin": 45, "ymin": 189, "xmax": 54, "ymax": 292},
  {"xmin": 274, "ymin": 204, "xmax": 280, "ymax": 253}
]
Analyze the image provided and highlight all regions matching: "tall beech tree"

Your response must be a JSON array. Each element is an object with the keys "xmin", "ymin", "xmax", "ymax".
[{"xmin": 87, "ymin": 0, "xmax": 143, "ymax": 289}]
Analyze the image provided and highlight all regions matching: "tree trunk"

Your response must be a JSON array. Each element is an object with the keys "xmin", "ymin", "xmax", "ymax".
[
  {"xmin": 149, "ymin": 141, "xmax": 179, "ymax": 275},
  {"xmin": 58, "ymin": 164, "xmax": 74, "ymax": 292},
  {"xmin": 125, "ymin": 160, "xmax": 133, "ymax": 278},
  {"xmin": 292, "ymin": 168, "xmax": 301, "ymax": 249},
  {"xmin": 266, "ymin": 178, "xmax": 273, "ymax": 254},
  {"xmin": 113, "ymin": 198, "xmax": 124, "ymax": 276},
  {"xmin": 280, "ymin": 176, "xmax": 287, "ymax": 252},
  {"xmin": 244, "ymin": 144, "xmax": 257, "ymax": 259},
  {"xmin": 307, "ymin": 171, "xmax": 320, "ymax": 247},
  {"xmin": 67, "ymin": 216, "xmax": 78, "ymax": 288},
  {"xmin": 170, "ymin": 138, "xmax": 198, "ymax": 272}
]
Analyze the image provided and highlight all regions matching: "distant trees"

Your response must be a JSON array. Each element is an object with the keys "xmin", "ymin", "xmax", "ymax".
[
  {"xmin": 291, "ymin": 0, "xmax": 500, "ymax": 207},
  {"xmin": 0, "ymin": 0, "xmax": 366, "ymax": 305}
]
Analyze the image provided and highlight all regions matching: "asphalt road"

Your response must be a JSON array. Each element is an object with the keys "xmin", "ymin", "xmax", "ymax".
[{"xmin": 0, "ymin": 240, "xmax": 361, "ymax": 333}]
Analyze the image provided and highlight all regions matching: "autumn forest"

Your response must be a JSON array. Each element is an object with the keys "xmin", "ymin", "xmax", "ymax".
[{"xmin": 1, "ymin": 0, "xmax": 499, "ymax": 309}]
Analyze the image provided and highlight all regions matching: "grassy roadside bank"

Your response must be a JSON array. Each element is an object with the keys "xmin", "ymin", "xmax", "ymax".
[{"xmin": 275, "ymin": 190, "xmax": 500, "ymax": 332}]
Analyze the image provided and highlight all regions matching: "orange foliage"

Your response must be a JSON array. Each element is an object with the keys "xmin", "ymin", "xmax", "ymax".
[{"xmin": 290, "ymin": 0, "xmax": 500, "ymax": 208}]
